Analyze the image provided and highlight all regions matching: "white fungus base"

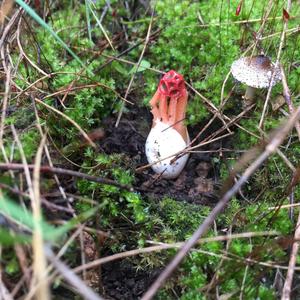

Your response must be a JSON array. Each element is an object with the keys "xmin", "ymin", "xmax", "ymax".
[{"xmin": 145, "ymin": 121, "xmax": 189, "ymax": 179}]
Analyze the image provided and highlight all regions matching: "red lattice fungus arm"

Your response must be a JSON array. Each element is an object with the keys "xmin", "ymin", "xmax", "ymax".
[{"xmin": 149, "ymin": 70, "xmax": 188, "ymax": 141}]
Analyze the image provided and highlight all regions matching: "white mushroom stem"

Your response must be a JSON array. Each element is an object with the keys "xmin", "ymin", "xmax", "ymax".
[{"xmin": 244, "ymin": 86, "xmax": 256, "ymax": 106}]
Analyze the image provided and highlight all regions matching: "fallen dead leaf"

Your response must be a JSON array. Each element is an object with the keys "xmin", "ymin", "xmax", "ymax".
[
  {"xmin": 77, "ymin": 231, "xmax": 102, "ymax": 292},
  {"xmin": 271, "ymin": 95, "xmax": 286, "ymax": 111},
  {"xmin": 0, "ymin": 0, "xmax": 14, "ymax": 24}
]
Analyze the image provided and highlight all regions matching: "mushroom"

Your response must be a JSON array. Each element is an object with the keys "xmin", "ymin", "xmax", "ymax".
[
  {"xmin": 145, "ymin": 70, "xmax": 189, "ymax": 179},
  {"xmin": 231, "ymin": 55, "xmax": 281, "ymax": 106}
]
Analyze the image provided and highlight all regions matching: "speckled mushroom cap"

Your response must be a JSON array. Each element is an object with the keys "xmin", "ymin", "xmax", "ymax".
[{"xmin": 231, "ymin": 55, "xmax": 281, "ymax": 89}]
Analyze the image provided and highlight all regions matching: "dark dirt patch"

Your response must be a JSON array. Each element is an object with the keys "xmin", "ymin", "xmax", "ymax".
[
  {"xmin": 101, "ymin": 105, "xmax": 225, "ymax": 206},
  {"xmin": 102, "ymin": 261, "xmax": 161, "ymax": 300}
]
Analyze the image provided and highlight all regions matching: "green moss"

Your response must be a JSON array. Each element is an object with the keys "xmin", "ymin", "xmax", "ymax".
[
  {"xmin": 5, "ymin": 256, "xmax": 19, "ymax": 276},
  {"xmin": 3, "ymin": 1, "xmax": 300, "ymax": 298}
]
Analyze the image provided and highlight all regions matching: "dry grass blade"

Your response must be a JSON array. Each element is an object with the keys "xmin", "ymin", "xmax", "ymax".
[
  {"xmin": 0, "ymin": 278, "xmax": 13, "ymax": 300},
  {"xmin": 258, "ymin": 0, "xmax": 292, "ymax": 129},
  {"xmin": 16, "ymin": 16, "xmax": 49, "ymax": 76},
  {"xmin": 10, "ymin": 126, "xmax": 49, "ymax": 298},
  {"xmin": 280, "ymin": 65, "xmax": 300, "ymax": 141},
  {"xmin": 10, "ymin": 125, "xmax": 35, "ymax": 200},
  {"xmin": 87, "ymin": 0, "xmax": 115, "ymax": 51},
  {"xmin": 0, "ymin": 3, "xmax": 22, "ymax": 49},
  {"xmin": 0, "ymin": 65, "xmax": 11, "ymax": 147},
  {"xmin": 34, "ymin": 98, "xmax": 96, "ymax": 148},
  {"xmin": 45, "ymin": 247, "xmax": 104, "ymax": 300},
  {"xmin": 186, "ymin": 15, "xmax": 300, "ymax": 28},
  {"xmin": 42, "ymin": 83, "xmax": 133, "ymax": 105},
  {"xmin": 141, "ymin": 105, "xmax": 300, "ymax": 300},
  {"xmin": 281, "ymin": 211, "xmax": 300, "ymax": 299},
  {"xmin": 0, "ymin": 163, "xmax": 135, "ymax": 191},
  {"xmin": 115, "ymin": 9, "xmax": 155, "ymax": 127},
  {"xmin": 23, "ymin": 225, "xmax": 86, "ymax": 300},
  {"xmin": 31, "ymin": 96, "xmax": 70, "ymax": 217},
  {"xmin": 288, "ymin": 166, "xmax": 300, "ymax": 195},
  {"xmin": 281, "ymin": 57, "xmax": 300, "ymax": 298},
  {"xmin": 31, "ymin": 133, "xmax": 50, "ymax": 299},
  {"xmin": 72, "ymin": 231, "xmax": 282, "ymax": 275},
  {"xmin": 269, "ymin": 203, "xmax": 300, "ymax": 210},
  {"xmin": 136, "ymin": 132, "xmax": 233, "ymax": 172}
]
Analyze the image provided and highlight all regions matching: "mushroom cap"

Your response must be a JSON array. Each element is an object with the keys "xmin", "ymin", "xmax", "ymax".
[
  {"xmin": 231, "ymin": 55, "xmax": 281, "ymax": 89},
  {"xmin": 145, "ymin": 121, "xmax": 189, "ymax": 179}
]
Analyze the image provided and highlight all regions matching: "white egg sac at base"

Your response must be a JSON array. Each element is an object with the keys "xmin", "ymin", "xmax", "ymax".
[{"xmin": 145, "ymin": 121, "xmax": 189, "ymax": 179}]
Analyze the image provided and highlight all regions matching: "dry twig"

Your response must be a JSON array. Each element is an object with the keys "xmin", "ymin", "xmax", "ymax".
[
  {"xmin": 34, "ymin": 98, "xmax": 96, "ymax": 148},
  {"xmin": 45, "ymin": 247, "xmax": 104, "ymax": 300},
  {"xmin": 0, "ymin": 163, "xmax": 135, "ymax": 191},
  {"xmin": 281, "ymin": 211, "xmax": 300, "ymax": 299},
  {"xmin": 115, "ymin": 9, "xmax": 155, "ymax": 127},
  {"xmin": 259, "ymin": 0, "xmax": 292, "ymax": 128},
  {"xmin": 31, "ymin": 134, "xmax": 50, "ymax": 299}
]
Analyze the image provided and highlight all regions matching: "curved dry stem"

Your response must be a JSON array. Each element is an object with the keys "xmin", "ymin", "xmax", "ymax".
[
  {"xmin": 258, "ymin": 0, "xmax": 292, "ymax": 129},
  {"xmin": 16, "ymin": 16, "xmax": 49, "ymax": 76},
  {"xmin": 32, "ymin": 134, "xmax": 50, "ymax": 300},
  {"xmin": 34, "ymin": 98, "xmax": 96, "ymax": 148}
]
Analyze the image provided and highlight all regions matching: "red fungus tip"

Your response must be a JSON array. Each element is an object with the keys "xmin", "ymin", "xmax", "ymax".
[{"xmin": 158, "ymin": 70, "xmax": 186, "ymax": 99}]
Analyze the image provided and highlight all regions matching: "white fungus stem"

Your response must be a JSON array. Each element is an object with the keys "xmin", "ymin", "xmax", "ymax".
[{"xmin": 244, "ymin": 86, "xmax": 256, "ymax": 106}]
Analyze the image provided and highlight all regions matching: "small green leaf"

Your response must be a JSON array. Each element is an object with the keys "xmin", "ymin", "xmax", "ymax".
[
  {"xmin": 129, "ymin": 60, "xmax": 151, "ymax": 74},
  {"xmin": 113, "ymin": 61, "xmax": 128, "ymax": 76},
  {"xmin": 5, "ymin": 257, "xmax": 20, "ymax": 275},
  {"xmin": 0, "ymin": 227, "xmax": 29, "ymax": 245}
]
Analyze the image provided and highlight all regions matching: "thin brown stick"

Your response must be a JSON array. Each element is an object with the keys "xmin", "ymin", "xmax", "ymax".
[
  {"xmin": 31, "ymin": 134, "xmax": 50, "ymax": 299},
  {"xmin": 72, "ymin": 231, "xmax": 283, "ymax": 275},
  {"xmin": 0, "ymin": 276, "xmax": 13, "ymax": 300},
  {"xmin": 42, "ymin": 83, "xmax": 133, "ymax": 105},
  {"xmin": 115, "ymin": 9, "xmax": 155, "ymax": 127},
  {"xmin": 0, "ymin": 163, "xmax": 134, "ymax": 191},
  {"xmin": 0, "ymin": 64, "xmax": 11, "ymax": 146},
  {"xmin": 184, "ymin": 15, "xmax": 300, "ymax": 28},
  {"xmin": 281, "ymin": 212, "xmax": 300, "ymax": 299},
  {"xmin": 280, "ymin": 65, "xmax": 300, "ymax": 141},
  {"xmin": 0, "ymin": 3, "xmax": 23, "ymax": 49},
  {"xmin": 136, "ymin": 132, "xmax": 233, "ymax": 172},
  {"xmin": 259, "ymin": 0, "xmax": 292, "ymax": 128},
  {"xmin": 31, "ymin": 96, "xmax": 77, "ymax": 221},
  {"xmin": 16, "ymin": 16, "xmax": 49, "ymax": 76},
  {"xmin": 34, "ymin": 98, "xmax": 96, "ymax": 148},
  {"xmin": 24, "ymin": 225, "xmax": 86, "ymax": 300},
  {"xmin": 45, "ymin": 247, "xmax": 104, "ymax": 300},
  {"xmin": 137, "ymin": 104, "xmax": 255, "ymax": 173}
]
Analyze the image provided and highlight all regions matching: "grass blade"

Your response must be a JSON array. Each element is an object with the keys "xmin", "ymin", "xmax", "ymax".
[
  {"xmin": 87, "ymin": 0, "xmax": 115, "ymax": 51},
  {"xmin": 85, "ymin": 0, "xmax": 93, "ymax": 43},
  {"xmin": 15, "ymin": 0, "xmax": 92, "ymax": 75}
]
